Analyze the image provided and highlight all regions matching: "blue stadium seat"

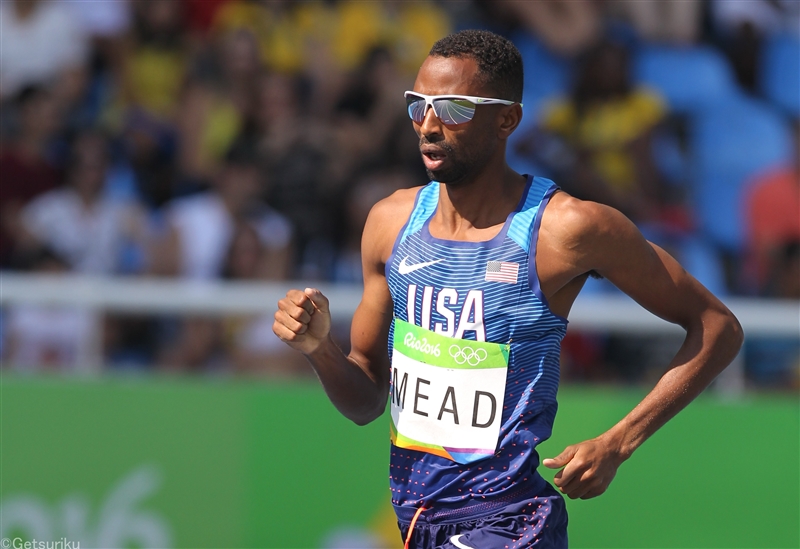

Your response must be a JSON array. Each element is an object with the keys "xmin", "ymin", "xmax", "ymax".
[
  {"xmin": 513, "ymin": 32, "xmax": 570, "ymax": 124},
  {"xmin": 690, "ymin": 93, "xmax": 794, "ymax": 252},
  {"xmin": 760, "ymin": 33, "xmax": 800, "ymax": 117},
  {"xmin": 634, "ymin": 46, "xmax": 738, "ymax": 114}
]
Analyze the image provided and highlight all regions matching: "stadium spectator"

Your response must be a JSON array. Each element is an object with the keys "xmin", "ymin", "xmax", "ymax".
[
  {"xmin": 20, "ymin": 129, "xmax": 149, "ymax": 274},
  {"xmin": 744, "ymin": 120, "xmax": 800, "ymax": 293},
  {"xmin": 177, "ymin": 27, "xmax": 260, "ymax": 183},
  {"xmin": 105, "ymin": 0, "xmax": 188, "ymax": 207},
  {"xmin": 331, "ymin": 169, "xmax": 414, "ymax": 283},
  {"xmin": 252, "ymin": 70, "xmax": 339, "ymax": 279},
  {"xmin": 331, "ymin": 46, "xmax": 415, "ymax": 190},
  {"xmin": 220, "ymin": 222, "xmax": 310, "ymax": 376},
  {"xmin": 155, "ymin": 142, "xmax": 292, "ymax": 280},
  {"xmin": 118, "ymin": 0, "xmax": 188, "ymax": 122},
  {"xmin": 0, "ymin": 0, "xmax": 90, "ymax": 104},
  {"xmin": 208, "ymin": 0, "xmax": 449, "ymax": 109},
  {"xmin": 739, "ymin": 116, "xmax": 799, "ymax": 389},
  {"xmin": 0, "ymin": 87, "xmax": 64, "ymax": 267},
  {"xmin": 210, "ymin": 0, "xmax": 302, "ymax": 74},
  {"xmin": 156, "ymin": 220, "xmax": 298, "ymax": 375},
  {"xmin": 712, "ymin": 0, "xmax": 800, "ymax": 92},
  {"xmin": 499, "ymin": 0, "xmax": 602, "ymax": 57},
  {"xmin": 3, "ymin": 247, "xmax": 97, "ymax": 372},
  {"xmin": 63, "ymin": 0, "xmax": 131, "ymax": 123},
  {"xmin": 157, "ymin": 315, "xmax": 227, "ymax": 373},
  {"xmin": 535, "ymin": 40, "xmax": 673, "ymax": 227},
  {"xmin": 608, "ymin": 0, "xmax": 702, "ymax": 45}
]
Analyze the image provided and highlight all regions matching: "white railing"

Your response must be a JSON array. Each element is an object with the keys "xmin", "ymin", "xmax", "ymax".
[{"xmin": 2, "ymin": 272, "xmax": 798, "ymax": 391}]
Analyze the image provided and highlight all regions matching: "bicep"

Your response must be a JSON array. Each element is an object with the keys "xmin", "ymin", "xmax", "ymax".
[
  {"xmin": 346, "ymin": 207, "xmax": 397, "ymax": 391},
  {"xmin": 345, "ymin": 188, "xmax": 416, "ymax": 389},
  {"xmin": 588, "ymin": 211, "xmax": 722, "ymax": 328}
]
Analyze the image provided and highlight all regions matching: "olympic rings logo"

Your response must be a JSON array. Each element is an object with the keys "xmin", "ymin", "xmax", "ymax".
[{"xmin": 449, "ymin": 345, "xmax": 488, "ymax": 366}]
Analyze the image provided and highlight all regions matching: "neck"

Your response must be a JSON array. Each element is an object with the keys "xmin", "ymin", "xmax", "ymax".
[{"xmin": 436, "ymin": 162, "xmax": 526, "ymax": 235}]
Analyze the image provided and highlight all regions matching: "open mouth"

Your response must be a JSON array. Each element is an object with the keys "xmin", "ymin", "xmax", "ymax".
[{"xmin": 421, "ymin": 147, "xmax": 447, "ymax": 171}]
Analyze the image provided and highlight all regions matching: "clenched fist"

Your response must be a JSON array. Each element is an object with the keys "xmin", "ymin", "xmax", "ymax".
[
  {"xmin": 273, "ymin": 288, "xmax": 332, "ymax": 355},
  {"xmin": 543, "ymin": 435, "xmax": 627, "ymax": 500}
]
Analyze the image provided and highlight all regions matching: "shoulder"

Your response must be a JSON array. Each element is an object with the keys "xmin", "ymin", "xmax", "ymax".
[
  {"xmin": 544, "ymin": 192, "xmax": 626, "ymax": 240},
  {"xmin": 367, "ymin": 186, "xmax": 420, "ymax": 220},
  {"xmin": 363, "ymin": 186, "xmax": 423, "ymax": 265},
  {"xmin": 541, "ymin": 191, "xmax": 642, "ymax": 269}
]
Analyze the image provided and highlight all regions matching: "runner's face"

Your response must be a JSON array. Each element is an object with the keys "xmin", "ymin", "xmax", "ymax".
[{"xmin": 411, "ymin": 56, "xmax": 501, "ymax": 185}]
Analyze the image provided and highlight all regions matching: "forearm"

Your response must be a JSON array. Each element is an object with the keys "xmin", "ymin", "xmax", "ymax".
[
  {"xmin": 600, "ymin": 309, "xmax": 743, "ymax": 459},
  {"xmin": 306, "ymin": 336, "xmax": 388, "ymax": 426}
]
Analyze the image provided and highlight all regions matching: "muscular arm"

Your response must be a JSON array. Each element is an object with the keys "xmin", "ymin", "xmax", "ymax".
[
  {"xmin": 540, "ymin": 195, "xmax": 744, "ymax": 498},
  {"xmin": 273, "ymin": 190, "xmax": 416, "ymax": 425}
]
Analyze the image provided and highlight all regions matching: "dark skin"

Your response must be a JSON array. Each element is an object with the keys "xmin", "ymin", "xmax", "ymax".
[{"xmin": 274, "ymin": 55, "xmax": 743, "ymax": 501}]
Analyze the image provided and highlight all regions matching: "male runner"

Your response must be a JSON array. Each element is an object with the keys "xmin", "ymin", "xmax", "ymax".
[{"xmin": 273, "ymin": 30, "xmax": 743, "ymax": 549}]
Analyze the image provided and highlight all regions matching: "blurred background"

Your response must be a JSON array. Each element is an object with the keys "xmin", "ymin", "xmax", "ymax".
[{"xmin": 0, "ymin": 1, "xmax": 797, "ymax": 548}]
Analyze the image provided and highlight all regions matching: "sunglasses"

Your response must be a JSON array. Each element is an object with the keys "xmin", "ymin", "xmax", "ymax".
[{"xmin": 404, "ymin": 91, "xmax": 519, "ymax": 126}]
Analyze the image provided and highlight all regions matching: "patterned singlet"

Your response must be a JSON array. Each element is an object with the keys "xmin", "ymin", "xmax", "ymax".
[{"xmin": 385, "ymin": 175, "xmax": 568, "ymax": 518}]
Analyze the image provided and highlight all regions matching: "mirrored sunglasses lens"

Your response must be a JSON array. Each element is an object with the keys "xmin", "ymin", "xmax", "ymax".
[
  {"xmin": 406, "ymin": 96, "xmax": 427, "ymax": 123},
  {"xmin": 434, "ymin": 99, "xmax": 476, "ymax": 125}
]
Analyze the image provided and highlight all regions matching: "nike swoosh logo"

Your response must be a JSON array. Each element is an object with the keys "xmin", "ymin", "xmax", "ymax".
[
  {"xmin": 450, "ymin": 535, "xmax": 474, "ymax": 549},
  {"xmin": 398, "ymin": 256, "xmax": 444, "ymax": 275}
]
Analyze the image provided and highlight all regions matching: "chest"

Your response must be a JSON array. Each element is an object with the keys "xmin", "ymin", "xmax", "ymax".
[{"xmin": 388, "ymin": 235, "xmax": 546, "ymax": 344}]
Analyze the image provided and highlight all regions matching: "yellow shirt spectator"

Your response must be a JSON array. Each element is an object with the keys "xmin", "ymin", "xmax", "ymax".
[{"xmin": 542, "ymin": 89, "xmax": 666, "ymax": 192}]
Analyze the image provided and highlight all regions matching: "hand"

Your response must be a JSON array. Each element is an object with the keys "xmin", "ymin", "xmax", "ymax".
[
  {"xmin": 542, "ymin": 436, "xmax": 626, "ymax": 500},
  {"xmin": 273, "ymin": 288, "xmax": 332, "ymax": 355}
]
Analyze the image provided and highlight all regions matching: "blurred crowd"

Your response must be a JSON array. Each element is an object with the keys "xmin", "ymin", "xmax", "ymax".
[{"xmin": 1, "ymin": 0, "xmax": 798, "ymax": 387}]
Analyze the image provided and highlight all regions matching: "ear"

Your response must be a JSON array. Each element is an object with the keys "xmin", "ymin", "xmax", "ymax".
[{"xmin": 497, "ymin": 103, "xmax": 523, "ymax": 140}]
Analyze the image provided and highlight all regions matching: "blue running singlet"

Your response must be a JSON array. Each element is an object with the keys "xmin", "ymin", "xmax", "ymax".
[{"xmin": 386, "ymin": 175, "xmax": 568, "ymax": 520}]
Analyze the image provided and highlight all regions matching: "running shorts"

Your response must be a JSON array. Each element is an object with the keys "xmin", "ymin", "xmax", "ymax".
[{"xmin": 396, "ymin": 483, "xmax": 568, "ymax": 549}]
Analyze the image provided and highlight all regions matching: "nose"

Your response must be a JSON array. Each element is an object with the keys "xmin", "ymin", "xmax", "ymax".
[{"xmin": 418, "ymin": 104, "xmax": 443, "ymax": 141}]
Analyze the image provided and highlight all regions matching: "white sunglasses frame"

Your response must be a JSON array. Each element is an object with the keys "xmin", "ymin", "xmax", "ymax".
[{"xmin": 403, "ymin": 91, "xmax": 520, "ymax": 125}]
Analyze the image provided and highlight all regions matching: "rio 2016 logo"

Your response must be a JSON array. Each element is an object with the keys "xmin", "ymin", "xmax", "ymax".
[
  {"xmin": 448, "ymin": 345, "xmax": 488, "ymax": 366},
  {"xmin": 403, "ymin": 332, "xmax": 441, "ymax": 357},
  {"xmin": 0, "ymin": 466, "xmax": 171, "ymax": 549}
]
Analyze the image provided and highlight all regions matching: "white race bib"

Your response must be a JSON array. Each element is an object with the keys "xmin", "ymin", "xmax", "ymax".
[{"xmin": 390, "ymin": 319, "xmax": 509, "ymax": 464}]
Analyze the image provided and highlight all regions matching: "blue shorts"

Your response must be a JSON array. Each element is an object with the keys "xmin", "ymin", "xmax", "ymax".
[{"xmin": 396, "ymin": 483, "xmax": 568, "ymax": 549}]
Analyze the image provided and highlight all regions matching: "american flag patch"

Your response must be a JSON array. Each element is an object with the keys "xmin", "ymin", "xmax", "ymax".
[{"xmin": 484, "ymin": 261, "xmax": 519, "ymax": 284}]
